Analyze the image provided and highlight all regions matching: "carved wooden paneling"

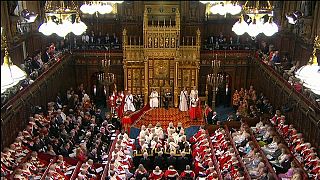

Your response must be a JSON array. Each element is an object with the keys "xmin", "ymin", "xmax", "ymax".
[{"xmin": 199, "ymin": 50, "xmax": 252, "ymax": 96}]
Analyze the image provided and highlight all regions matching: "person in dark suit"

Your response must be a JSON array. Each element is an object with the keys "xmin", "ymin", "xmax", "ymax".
[
  {"xmin": 154, "ymin": 151, "xmax": 165, "ymax": 170},
  {"xmin": 212, "ymin": 112, "xmax": 219, "ymax": 124},
  {"xmin": 178, "ymin": 137, "xmax": 189, "ymax": 150},
  {"xmin": 177, "ymin": 152, "xmax": 189, "ymax": 172},
  {"xmin": 206, "ymin": 110, "xmax": 214, "ymax": 124},
  {"xmin": 87, "ymin": 148, "xmax": 100, "ymax": 163},
  {"xmin": 166, "ymin": 152, "xmax": 177, "ymax": 169},
  {"xmin": 273, "ymin": 152, "xmax": 292, "ymax": 174},
  {"xmin": 235, "ymin": 111, "xmax": 242, "ymax": 121},
  {"xmin": 163, "ymin": 88, "xmax": 171, "ymax": 110},
  {"xmin": 224, "ymin": 84, "xmax": 232, "ymax": 107},
  {"xmin": 31, "ymin": 56, "xmax": 41, "ymax": 70},
  {"xmin": 139, "ymin": 152, "xmax": 152, "ymax": 171},
  {"xmin": 59, "ymin": 143, "xmax": 71, "ymax": 157},
  {"xmin": 91, "ymin": 84, "xmax": 98, "ymax": 104},
  {"xmin": 42, "ymin": 47, "xmax": 51, "ymax": 63},
  {"xmin": 55, "ymin": 110, "xmax": 64, "ymax": 126},
  {"xmin": 31, "ymin": 137, "xmax": 44, "ymax": 152},
  {"xmin": 77, "ymin": 84, "xmax": 84, "ymax": 101},
  {"xmin": 49, "ymin": 117, "xmax": 60, "ymax": 138}
]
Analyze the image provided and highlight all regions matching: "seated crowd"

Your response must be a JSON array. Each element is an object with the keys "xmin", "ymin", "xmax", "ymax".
[
  {"xmin": 269, "ymin": 110, "xmax": 320, "ymax": 179},
  {"xmin": 251, "ymin": 119, "xmax": 308, "ymax": 179},
  {"xmin": 256, "ymin": 40, "xmax": 319, "ymax": 108},
  {"xmin": 1, "ymin": 84, "xmax": 121, "ymax": 179},
  {"xmin": 69, "ymin": 30, "xmax": 121, "ymax": 50},
  {"xmin": 106, "ymin": 122, "xmax": 207, "ymax": 179},
  {"xmin": 23, "ymin": 43, "xmax": 60, "ymax": 82},
  {"xmin": 231, "ymin": 123, "xmax": 269, "ymax": 179},
  {"xmin": 210, "ymin": 126, "xmax": 248, "ymax": 179},
  {"xmin": 231, "ymin": 85, "xmax": 319, "ymax": 179},
  {"xmin": 203, "ymin": 32, "xmax": 257, "ymax": 50},
  {"xmin": 242, "ymin": 89, "xmax": 319, "ymax": 179},
  {"xmin": 2, "ymin": 83, "xmax": 318, "ymax": 180},
  {"xmin": 232, "ymin": 85, "xmax": 272, "ymax": 118},
  {"xmin": 1, "ymin": 43, "xmax": 64, "ymax": 106}
]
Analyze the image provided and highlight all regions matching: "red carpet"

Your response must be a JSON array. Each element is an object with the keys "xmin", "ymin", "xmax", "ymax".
[{"xmin": 132, "ymin": 108, "xmax": 205, "ymax": 129}]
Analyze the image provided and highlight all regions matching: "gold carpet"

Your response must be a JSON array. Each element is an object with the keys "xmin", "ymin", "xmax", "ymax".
[{"xmin": 132, "ymin": 108, "xmax": 205, "ymax": 129}]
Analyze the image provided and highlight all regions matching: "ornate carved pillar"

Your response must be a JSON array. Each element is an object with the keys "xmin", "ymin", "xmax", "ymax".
[
  {"xmin": 123, "ymin": 29, "xmax": 128, "ymax": 91},
  {"xmin": 196, "ymin": 28, "xmax": 201, "ymax": 89},
  {"xmin": 1, "ymin": 1, "xmax": 13, "ymax": 41},
  {"xmin": 124, "ymin": 65, "xmax": 128, "ymax": 91},
  {"xmin": 311, "ymin": 1, "xmax": 319, "ymax": 40},
  {"xmin": 195, "ymin": 62, "xmax": 199, "ymax": 88},
  {"xmin": 144, "ymin": 57, "xmax": 149, "ymax": 105},
  {"xmin": 174, "ymin": 58, "xmax": 179, "ymax": 107}
]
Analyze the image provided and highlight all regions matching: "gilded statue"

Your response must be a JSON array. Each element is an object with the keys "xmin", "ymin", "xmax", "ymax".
[
  {"xmin": 160, "ymin": 37, "xmax": 164, "ymax": 47},
  {"xmin": 148, "ymin": 37, "xmax": 152, "ymax": 48},
  {"xmin": 171, "ymin": 38, "xmax": 175, "ymax": 48},
  {"xmin": 165, "ymin": 37, "xmax": 169, "ymax": 48},
  {"xmin": 154, "ymin": 37, "xmax": 158, "ymax": 48}
]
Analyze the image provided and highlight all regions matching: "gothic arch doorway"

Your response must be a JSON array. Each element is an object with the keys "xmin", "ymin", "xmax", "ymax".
[
  {"xmin": 207, "ymin": 72, "xmax": 232, "ymax": 108},
  {"xmin": 90, "ymin": 71, "xmax": 116, "ymax": 106}
]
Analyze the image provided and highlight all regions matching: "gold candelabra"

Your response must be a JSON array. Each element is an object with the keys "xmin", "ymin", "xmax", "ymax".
[
  {"xmin": 308, "ymin": 35, "xmax": 319, "ymax": 65},
  {"xmin": 98, "ymin": 50, "xmax": 115, "ymax": 97},
  {"xmin": 44, "ymin": 1, "xmax": 78, "ymax": 23},
  {"xmin": 206, "ymin": 54, "xmax": 223, "ymax": 108}
]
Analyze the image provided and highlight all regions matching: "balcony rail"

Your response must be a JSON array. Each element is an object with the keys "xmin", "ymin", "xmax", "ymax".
[{"xmin": 254, "ymin": 56, "xmax": 320, "ymax": 113}]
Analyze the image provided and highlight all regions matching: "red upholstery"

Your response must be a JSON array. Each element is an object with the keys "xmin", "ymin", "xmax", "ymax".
[
  {"xmin": 224, "ymin": 126, "xmax": 251, "ymax": 180},
  {"xmin": 101, "ymin": 131, "xmax": 120, "ymax": 179},
  {"xmin": 207, "ymin": 131, "xmax": 224, "ymax": 180}
]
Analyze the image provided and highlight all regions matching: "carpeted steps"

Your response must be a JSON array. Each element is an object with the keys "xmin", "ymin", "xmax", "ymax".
[{"xmin": 132, "ymin": 108, "xmax": 205, "ymax": 129}]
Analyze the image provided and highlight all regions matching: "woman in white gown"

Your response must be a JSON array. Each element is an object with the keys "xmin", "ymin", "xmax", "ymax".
[
  {"xmin": 179, "ymin": 87, "xmax": 188, "ymax": 111},
  {"xmin": 150, "ymin": 89, "xmax": 159, "ymax": 108}
]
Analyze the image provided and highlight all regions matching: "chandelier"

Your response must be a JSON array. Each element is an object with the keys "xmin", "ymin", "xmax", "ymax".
[
  {"xmin": 200, "ymin": 1, "xmax": 242, "ymax": 16},
  {"xmin": 98, "ymin": 52, "xmax": 115, "ymax": 87},
  {"xmin": 38, "ymin": 1, "xmax": 87, "ymax": 37},
  {"xmin": 207, "ymin": 54, "xmax": 223, "ymax": 107},
  {"xmin": 80, "ymin": 1, "xmax": 123, "ymax": 15},
  {"xmin": 232, "ymin": 1, "xmax": 278, "ymax": 38},
  {"xmin": 1, "ymin": 32, "xmax": 27, "ymax": 94},
  {"xmin": 295, "ymin": 36, "xmax": 320, "ymax": 95}
]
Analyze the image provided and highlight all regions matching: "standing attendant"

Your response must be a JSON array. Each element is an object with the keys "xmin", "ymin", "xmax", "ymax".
[
  {"xmin": 163, "ymin": 89, "xmax": 171, "ymax": 110},
  {"xmin": 190, "ymin": 86, "xmax": 198, "ymax": 105},
  {"xmin": 150, "ymin": 89, "xmax": 159, "ymax": 108},
  {"xmin": 179, "ymin": 87, "xmax": 188, "ymax": 111},
  {"xmin": 124, "ymin": 91, "xmax": 136, "ymax": 112},
  {"xmin": 232, "ymin": 90, "xmax": 240, "ymax": 112},
  {"xmin": 91, "ymin": 84, "xmax": 98, "ymax": 104},
  {"xmin": 189, "ymin": 87, "xmax": 201, "ymax": 120},
  {"xmin": 224, "ymin": 84, "xmax": 231, "ymax": 107},
  {"xmin": 116, "ymin": 93, "xmax": 124, "ymax": 118},
  {"xmin": 189, "ymin": 97, "xmax": 200, "ymax": 120},
  {"xmin": 135, "ymin": 94, "xmax": 143, "ymax": 110},
  {"xmin": 109, "ymin": 94, "xmax": 116, "ymax": 114}
]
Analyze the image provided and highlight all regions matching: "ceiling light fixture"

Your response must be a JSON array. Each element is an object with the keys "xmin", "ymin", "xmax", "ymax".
[
  {"xmin": 201, "ymin": 1, "xmax": 242, "ymax": 16},
  {"xmin": 38, "ymin": 1, "xmax": 87, "ymax": 37},
  {"xmin": 80, "ymin": 1, "xmax": 123, "ymax": 15},
  {"xmin": 1, "ymin": 32, "xmax": 27, "ymax": 94},
  {"xmin": 232, "ymin": 1, "xmax": 278, "ymax": 38},
  {"xmin": 295, "ymin": 36, "xmax": 320, "ymax": 95}
]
